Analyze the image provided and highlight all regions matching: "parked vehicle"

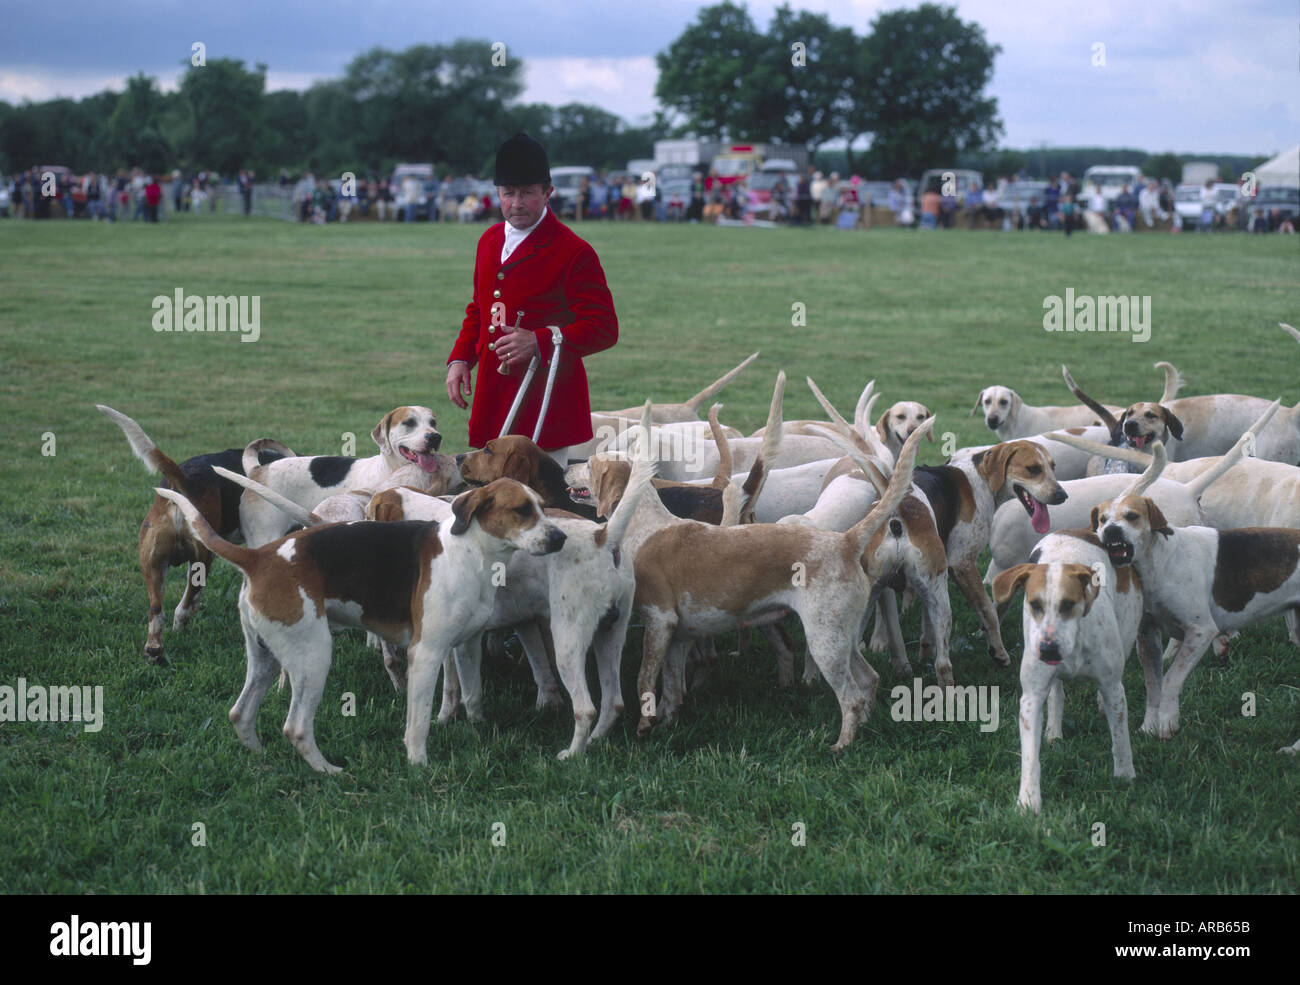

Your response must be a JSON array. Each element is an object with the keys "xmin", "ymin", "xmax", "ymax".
[
  {"xmin": 1082, "ymin": 165, "xmax": 1144, "ymax": 204},
  {"xmin": 916, "ymin": 169, "xmax": 983, "ymax": 205},
  {"xmin": 1000, "ymin": 180, "xmax": 1049, "ymax": 226},
  {"xmin": 1248, "ymin": 186, "xmax": 1300, "ymax": 229},
  {"xmin": 1211, "ymin": 182, "xmax": 1241, "ymax": 218},
  {"xmin": 745, "ymin": 171, "xmax": 792, "ymax": 220},
  {"xmin": 390, "ymin": 164, "xmax": 435, "ymax": 218},
  {"xmin": 550, "ymin": 165, "xmax": 594, "ymax": 218},
  {"xmin": 1173, "ymin": 183, "xmax": 1206, "ymax": 225},
  {"xmin": 0, "ymin": 185, "xmax": 9, "ymax": 217}
]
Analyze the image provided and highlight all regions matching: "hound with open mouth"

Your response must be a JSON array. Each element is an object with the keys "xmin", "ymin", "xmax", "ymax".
[
  {"xmin": 907, "ymin": 438, "xmax": 1068, "ymax": 667},
  {"xmin": 1090, "ymin": 439, "xmax": 1300, "ymax": 747},
  {"xmin": 237, "ymin": 406, "xmax": 444, "ymax": 548}
]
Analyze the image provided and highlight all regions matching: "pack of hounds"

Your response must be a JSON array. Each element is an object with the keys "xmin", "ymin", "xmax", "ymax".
[{"xmin": 99, "ymin": 323, "xmax": 1300, "ymax": 813}]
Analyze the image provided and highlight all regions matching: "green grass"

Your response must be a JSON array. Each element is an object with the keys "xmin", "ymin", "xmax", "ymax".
[{"xmin": 1, "ymin": 214, "xmax": 1298, "ymax": 893}]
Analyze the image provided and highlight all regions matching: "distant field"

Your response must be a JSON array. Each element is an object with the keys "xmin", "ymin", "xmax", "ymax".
[{"xmin": 1, "ymin": 213, "xmax": 1297, "ymax": 893}]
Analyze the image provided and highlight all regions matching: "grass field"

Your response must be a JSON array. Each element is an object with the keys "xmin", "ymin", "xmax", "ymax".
[{"xmin": 1, "ymin": 213, "xmax": 1298, "ymax": 894}]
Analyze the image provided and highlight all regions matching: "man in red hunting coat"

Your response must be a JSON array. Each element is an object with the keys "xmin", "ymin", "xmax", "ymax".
[{"xmin": 445, "ymin": 133, "xmax": 618, "ymax": 462}]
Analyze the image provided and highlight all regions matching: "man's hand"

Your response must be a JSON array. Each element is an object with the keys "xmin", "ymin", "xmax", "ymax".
[
  {"xmin": 446, "ymin": 361, "xmax": 472, "ymax": 409},
  {"xmin": 494, "ymin": 323, "xmax": 540, "ymax": 372}
]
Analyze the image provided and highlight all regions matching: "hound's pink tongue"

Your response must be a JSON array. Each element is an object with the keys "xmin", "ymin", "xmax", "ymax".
[
  {"xmin": 415, "ymin": 452, "xmax": 439, "ymax": 473},
  {"xmin": 1030, "ymin": 498, "xmax": 1050, "ymax": 534},
  {"xmin": 1132, "ymin": 435, "xmax": 1148, "ymax": 448}
]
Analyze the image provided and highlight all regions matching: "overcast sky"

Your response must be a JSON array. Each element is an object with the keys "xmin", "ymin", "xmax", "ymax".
[{"xmin": 2, "ymin": 0, "xmax": 1296, "ymax": 156}]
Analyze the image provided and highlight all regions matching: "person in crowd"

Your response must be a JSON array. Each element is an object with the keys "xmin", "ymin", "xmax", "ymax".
[
  {"xmin": 939, "ymin": 182, "xmax": 956, "ymax": 228},
  {"xmin": 1138, "ymin": 179, "xmax": 1164, "ymax": 227},
  {"xmin": 795, "ymin": 167, "xmax": 813, "ymax": 225},
  {"xmin": 238, "ymin": 168, "xmax": 253, "ymax": 215},
  {"xmin": 620, "ymin": 174, "xmax": 636, "ymax": 220},
  {"xmin": 888, "ymin": 178, "xmax": 912, "ymax": 226},
  {"xmin": 920, "ymin": 181, "xmax": 941, "ymax": 229},
  {"xmin": 458, "ymin": 191, "xmax": 479, "ymax": 222},
  {"xmin": 636, "ymin": 173, "xmax": 655, "ymax": 221},
  {"xmin": 375, "ymin": 177, "xmax": 393, "ymax": 221},
  {"xmin": 1086, "ymin": 184, "xmax": 1108, "ymax": 229},
  {"xmin": 1043, "ymin": 177, "xmax": 1061, "ymax": 229},
  {"xmin": 1113, "ymin": 184, "xmax": 1137, "ymax": 231},
  {"xmin": 85, "ymin": 172, "xmax": 103, "ymax": 221},
  {"xmin": 819, "ymin": 171, "xmax": 839, "ymax": 224},
  {"xmin": 772, "ymin": 174, "xmax": 790, "ymax": 222},
  {"xmin": 143, "ymin": 175, "xmax": 162, "ymax": 222},
  {"xmin": 982, "ymin": 181, "xmax": 1003, "ymax": 227},
  {"xmin": 965, "ymin": 181, "xmax": 984, "ymax": 228},
  {"xmin": 590, "ymin": 174, "xmax": 608, "ymax": 220},
  {"xmin": 576, "ymin": 176, "xmax": 590, "ymax": 221},
  {"xmin": 1199, "ymin": 178, "xmax": 1216, "ymax": 232},
  {"xmin": 1061, "ymin": 193, "xmax": 1076, "ymax": 237},
  {"xmin": 687, "ymin": 170, "xmax": 703, "ymax": 222}
]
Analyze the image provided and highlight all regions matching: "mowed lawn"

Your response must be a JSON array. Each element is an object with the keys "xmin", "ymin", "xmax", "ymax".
[{"xmin": 1, "ymin": 212, "xmax": 1297, "ymax": 894}]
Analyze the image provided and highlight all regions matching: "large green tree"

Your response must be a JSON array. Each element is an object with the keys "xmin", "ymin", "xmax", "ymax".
[
  {"xmin": 851, "ymin": 3, "xmax": 1003, "ymax": 176},
  {"xmin": 100, "ymin": 73, "xmax": 175, "ymax": 174},
  {"xmin": 654, "ymin": 2, "xmax": 767, "ymax": 140},
  {"xmin": 177, "ymin": 59, "xmax": 267, "ymax": 173}
]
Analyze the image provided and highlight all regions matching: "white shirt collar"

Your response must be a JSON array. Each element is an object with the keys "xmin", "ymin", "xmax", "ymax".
[{"xmin": 501, "ymin": 206, "xmax": 548, "ymax": 262}]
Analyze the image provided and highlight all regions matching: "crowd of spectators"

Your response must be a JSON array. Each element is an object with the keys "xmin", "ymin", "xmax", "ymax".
[{"xmin": 9, "ymin": 163, "xmax": 1290, "ymax": 236}]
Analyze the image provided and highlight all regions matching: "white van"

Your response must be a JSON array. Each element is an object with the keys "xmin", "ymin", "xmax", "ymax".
[
  {"xmin": 1082, "ymin": 166, "xmax": 1144, "ymax": 203},
  {"xmin": 549, "ymin": 165, "xmax": 595, "ymax": 218}
]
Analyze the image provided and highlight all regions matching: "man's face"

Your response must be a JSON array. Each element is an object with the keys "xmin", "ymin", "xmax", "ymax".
[{"xmin": 498, "ymin": 183, "xmax": 551, "ymax": 229}]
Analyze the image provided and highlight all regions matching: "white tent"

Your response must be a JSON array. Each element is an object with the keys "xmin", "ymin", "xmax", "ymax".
[{"xmin": 1253, "ymin": 145, "xmax": 1300, "ymax": 188}]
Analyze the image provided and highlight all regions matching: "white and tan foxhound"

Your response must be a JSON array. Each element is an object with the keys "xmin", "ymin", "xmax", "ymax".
[{"xmin": 156, "ymin": 477, "xmax": 565, "ymax": 772}]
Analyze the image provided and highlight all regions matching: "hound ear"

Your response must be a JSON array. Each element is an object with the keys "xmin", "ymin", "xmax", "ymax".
[
  {"xmin": 500, "ymin": 447, "xmax": 535, "ymax": 485},
  {"xmin": 450, "ymin": 487, "xmax": 491, "ymax": 535},
  {"xmin": 1161, "ymin": 407, "xmax": 1184, "ymax": 441},
  {"xmin": 971, "ymin": 391, "xmax": 984, "ymax": 416},
  {"xmin": 595, "ymin": 460, "xmax": 630, "ymax": 520},
  {"xmin": 1090, "ymin": 505, "xmax": 1101, "ymax": 531},
  {"xmin": 1110, "ymin": 410, "xmax": 1129, "ymax": 445},
  {"xmin": 974, "ymin": 441, "xmax": 1015, "ymax": 494},
  {"xmin": 1070, "ymin": 568, "xmax": 1100, "ymax": 616},
  {"xmin": 992, "ymin": 564, "xmax": 1036, "ymax": 606},
  {"xmin": 1145, "ymin": 498, "xmax": 1173, "ymax": 537},
  {"xmin": 874, "ymin": 411, "xmax": 889, "ymax": 443},
  {"xmin": 371, "ymin": 411, "xmax": 393, "ymax": 451}
]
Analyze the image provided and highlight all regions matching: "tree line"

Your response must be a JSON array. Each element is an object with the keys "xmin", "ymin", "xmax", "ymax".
[{"xmin": 0, "ymin": 2, "xmax": 1262, "ymax": 182}]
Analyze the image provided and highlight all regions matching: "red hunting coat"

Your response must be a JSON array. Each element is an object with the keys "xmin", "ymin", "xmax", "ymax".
[{"xmin": 448, "ymin": 209, "xmax": 618, "ymax": 449}]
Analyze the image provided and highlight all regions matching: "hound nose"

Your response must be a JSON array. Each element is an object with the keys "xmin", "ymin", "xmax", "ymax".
[
  {"xmin": 986, "ymin": 417, "xmax": 1001, "ymax": 429},
  {"xmin": 1124, "ymin": 420, "xmax": 1140, "ymax": 435},
  {"xmin": 429, "ymin": 432, "xmax": 442, "ymax": 451},
  {"xmin": 455, "ymin": 453, "xmax": 466, "ymax": 466},
  {"xmin": 1049, "ymin": 488, "xmax": 1068, "ymax": 505},
  {"xmin": 1038, "ymin": 641, "xmax": 1062, "ymax": 665},
  {"xmin": 545, "ymin": 528, "xmax": 567, "ymax": 553}
]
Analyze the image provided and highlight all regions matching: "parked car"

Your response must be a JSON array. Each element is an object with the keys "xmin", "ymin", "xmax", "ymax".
[
  {"xmin": 550, "ymin": 166, "xmax": 594, "ymax": 218},
  {"xmin": 1211, "ymin": 182, "xmax": 1241, "ymax": 218},
  {"xmin": 745, "ymin": 171, "xmax": 792, "ymax": 220},
  {"xmin": 916, "ymin": 168, "xmax": 983, "ymax": 205},
  {"xmin": 1173, "ymin": 183, "xmax": 1206, "ymax": 225},
  {"xmin": 390, "ymin": 163, "xmax": 434, "ymax": 218},
  {"xmin": 660, "ymin": 177, "xmax": 691, "ymax": 220},
  {"xmin": 1082, "ymin": 165, "xmax": 1144, "ymax": 204},
  {"xmin": 1248, "ymin": 185, "xmax": 1300, "ymax": 230},
  {"xmin": 1000, "ymin": 180, "xmax": 1049, "ymax": 226}
]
